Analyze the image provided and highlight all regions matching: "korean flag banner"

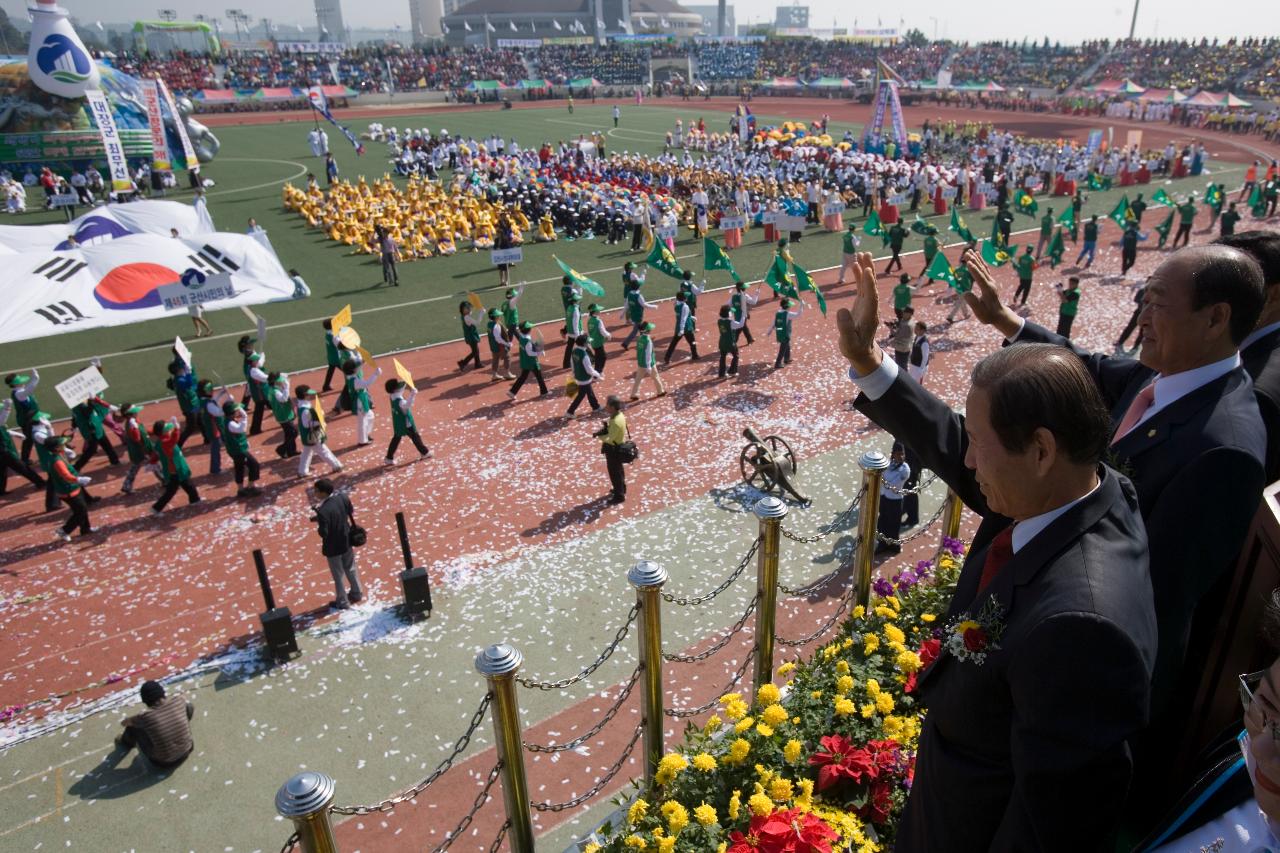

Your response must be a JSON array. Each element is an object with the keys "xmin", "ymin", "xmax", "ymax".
[
  {"xmin": 0, "ymin": 200, "xmax": 214, "ymax": 254},
  {"xmin": 0, "ymin": 231, "xmax": 295, "ymax": 343}
]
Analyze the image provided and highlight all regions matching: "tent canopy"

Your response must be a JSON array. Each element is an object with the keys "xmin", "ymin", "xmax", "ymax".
[
  {"xmin": 767, "ymin": 77, "xmax": 801, "ymax": 88},
  {"xmin": 808, "ymin": 76, "xmax": 854, "ymax": 88},
  {"xmin": 196, "ymin": 88, "xmax": 236, "ymax": 101},
  {"xmin": 1185, "ymin": 90, "xmax": 1252, "ymax": 107},
  {"xmin": 465, "ymin": 79, "xmax": 507, "ymax": 90},
  {"xmin": 569, "ymin": 77, "xmax": 603, "ymax": 88},
  {"xmin": 1137, "ymin": 87, "xmax": 1186, "ymax": 103},
  {"xmin": 519, "ymin": 78, "xmax": 549, "ymax": 89}
]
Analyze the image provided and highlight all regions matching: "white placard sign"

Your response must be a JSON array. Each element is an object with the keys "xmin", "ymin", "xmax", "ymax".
[
  {"xmin": 888, "ymin": 193, "xmax": 906, "ymax": 206},
  {"xmin": 173, "ymin": 335, "xmax": 192, "ymax": 368},
  {"xmin": 1025, "ymin": 176, "xmax": 1041, "ymax": 189},
  {"xmin": 490, "ymin": 247, "xmax": 523, "ymax": 266},
  {"xmin": 655, "ymin": 225, "xmax": 678, "ymax": 240},
  {"xmin": 760, "ymin": 210, "xmax": 779, "ymax": 224},
  {"xmin": 56, "ymin": 364, "xmax": 108, "ymax": 409},
  {"xmin": 781, "ymin": 215, "xmax": 808, "ymax": 232},
  {"xmin": 719, "ymin": 215, "xmax": 746, "ymax": 230},
  {"xmin": 50, "ymin": 193, "xmax": 79, "ymax": 208},
  {"xmin": 822, "ymin": 201, "xmax": 846, "ymax": 216},
  {"xmin": 157, "ymin": 270, "xmax": 235, "ymax": 310},
  {"xmin": 941, "ymin": 187, "xmax": 957, "ymax": 199}
]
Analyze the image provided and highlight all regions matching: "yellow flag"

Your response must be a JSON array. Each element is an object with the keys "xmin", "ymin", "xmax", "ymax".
[
  {"xmin": 312, "ymin": 399, "xmax": 326, "ymax": 432},
  {"xmin": 356, "ymin": 346, "xmax": 376, "ymax": 369},
  {"xmin": 337, "ymin": 326, "xmax": 361, "ymax": 348},
  {"xmin": 393, "ymin": 357, "xmax": 416, "ymax": 392},
  {"xmin": 467, "ymin": 292, "xmax": 485, "ymax": 313},
  {"xmin": 331, "ymin": 303, "xmax": 352, "ymax": 332}
]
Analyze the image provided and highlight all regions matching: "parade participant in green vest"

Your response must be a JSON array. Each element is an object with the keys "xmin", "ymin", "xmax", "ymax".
[
  {"xmin": 730, "ymin": 280, "xmax": 759, "ymax": 345},
  {"xmin": 766, "ymin": 296, "xmax": 804, "ymax": 369},
  {"xmin": 1012, "ymin": 246, "xmax": 1037, "ymax": 306},
  {"xmin": 620, "ymin": 278, "xmax": 658, "ymax": 350},
  {"xmin": 458, "ymin": 301, "xmax": 483, "ymax": 371},
  {"xmin": 150, "ymin": 419, "xmax": 201, "ymax": 514},
  {"xmin": 567, "ymin": 334, "xmax": 604, "ymax": 417},
  {"xmin": 920, "ymin": 231, "xmax": 940, "ymax": 282},
  {"xmin": 500, "ymin": 284, "xmax": 524, "ymax": 335},
  {"xmin": 266, "ymin": 372, "xmax": 299, "ymax": 458},
  {"xmin": 384, "ymin": 378, "xmax": 430, "ymax": 464},
  {"xmin": 119, "ymin": 403, "xmax": 159, "ymax": 495},
  {"xmin": 0, "ymin": 398, "xmax": 43, "ymax": 496},
  {"xmin": 629, "ymin": 321, "xmax": 667, "ymax": 400},
  {"xmin": 679, "ymin": 269, "xmax": 704, "ymax": 314},
  {"xmin": 322, "ymin": 319, "xmax": 341, "ymax": 392},
  {"xmin": 1172, "ymin": 197, "xmax": 1197, "ymax": 248},
  {"xmin": 717, "ymin": 304, "xmax": 746, "ymax": 378},
  {"xmin": 587, "ymin": 303, "xmax": 612, "ymax": 373},
  {"xmin": 296, "ymin": 385, "xmax": 342, "ymax": 476},
  {"xmin": 71, "ymin": 392, "xmax": 120, "ymax": 470},
  {"xmin": 29, "ymin": 410, "xmax": 63, "ymax": 511},
  {"xmin": 487, "ymin": 308, "xmax": 514, "ymax": 381},
  {"xmin": 663, "ymin": 291, "xmax": 700, "ymax": 364},
  {"xmin": 1036, "ymin": 209, "xmax": 1054, "ymax": 258},
  {"xmin": 5, "ymin": 369, "xmax": 40, "ymax": 465},
  {"xmin": 838, "ymin": 222, "xmax": 860, "ymax": 284},
  {"xmin": 245, "ymin": 350, "xmax": 270, "ymax": 435},
  {"xmin": 1219, "ymin": 202, "xmax": 1242, "ymax": 237},
  {"xmin": 196, "ymin": 379, "xmax": 230, "ymax": 475},
  {"xmin": 342, "ymin": 360, "xmax": 382, "ymax": 447},
  {"xmin": 509, "ymin": 321, "xmax": 549, "ymax": 399},
  {"xmin": 46, "ymin": 436, "xmax": 93, "ymax": 542},
  {"xmin": 166, "ymin": 359, "xmax": 201, "ymax": 447},
  {"xmin": 893, "ymin": 273, "xmax": 915, "ymax": 320},
  {"xmin": 222, "ymin": 402, "xmax": 262, "ymax": 499},
  {"xmin": 562, "ymin": 293, "xmax": 584, "ymax": 369},
  {"xmin": 1056, "ymin": 276, "xmax": 1082, "ymax": 340},
  {"xmin": 884, "ymin": 222, "xmax": 908, "ymax": 274}
]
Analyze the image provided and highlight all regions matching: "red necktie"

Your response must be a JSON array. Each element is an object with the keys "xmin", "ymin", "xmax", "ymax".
[
  {"xmin": 1111, "ymin": 383, "xmax": 1157, "ymax": 445},
  {"xmin": 977, "ymin": 526, "xmax": 1015, "ymax": 594}
]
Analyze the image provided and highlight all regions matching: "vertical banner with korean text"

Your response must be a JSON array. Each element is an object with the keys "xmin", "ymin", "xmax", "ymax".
[
  {"xmin": 84, "ymin": 88, "xmax": 133, "ymax": 192},
  {"xmin": 156, "ymin": 77, "xmax": 197, "ymax": 171},
  {"xmin": 141, "ymin": 79, "xmax": 172, "ymax": 171}
]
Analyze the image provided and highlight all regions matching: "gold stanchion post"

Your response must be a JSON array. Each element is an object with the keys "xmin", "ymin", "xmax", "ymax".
[
  {"xmin": 275, "ymin": 771, "xmax": 339, "ymax": 853},
  {"xmin": 475, "ymin": 644, "xmax": 535, "ymax": 853},
  {"xmin": 942, "ymin": 488, "xmax": 964, "ymax": 543},
  {"xmin": 628, "ymin": 560, "xmax": 668, "ymax": 785},
  {"xmin": 752, "ymin": 495, "xmax": 788, "ymax": 701},
  {"xmin": 854, "ymin": 450, "xmax": 890, "ymax": 608}
]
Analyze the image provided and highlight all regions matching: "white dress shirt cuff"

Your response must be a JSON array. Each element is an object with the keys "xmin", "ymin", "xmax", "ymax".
[
  {"xmin": 1007, "ymin": 316, "xmax": 1027, "ymax": 343},
  {"xmin": 847, "ymin": 357, "xmax": 899, "ymax": 401}
]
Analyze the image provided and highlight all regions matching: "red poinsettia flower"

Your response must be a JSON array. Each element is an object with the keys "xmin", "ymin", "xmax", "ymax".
[
  {"xmin": 962, "ymin": 626, "xmax": 989, "ymax": 652},
  {"xmin": 865, "ymin": 739, "xmax": 901, "ymax": 776},
  {"xmin": 791, "ymin": 809, "xmax": 839, "ymax": 853},
  {"xmin": 807, "ymin": 734, "xmax": 874, "ymax": 791},
  {"xmin": 859, "ymin": 780, "xmax": 895, "ymax": 825},
  {"xmin": 918, "ymin": 637, "xmax": 941, "ymax": 667},
  {"xmin": 727, "ymin": 810, "xmax": 798, "ymax": 853}
]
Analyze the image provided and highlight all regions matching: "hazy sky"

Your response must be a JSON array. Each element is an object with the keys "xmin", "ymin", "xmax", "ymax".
[{"xmin": 7, "ymin": 0, "xmax": 1278, "ymax": 44}]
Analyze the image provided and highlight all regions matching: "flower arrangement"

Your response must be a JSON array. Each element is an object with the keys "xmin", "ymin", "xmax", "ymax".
[{"xmin": 585, "ymin": 540, "xmax": 965, "ymax": 853}]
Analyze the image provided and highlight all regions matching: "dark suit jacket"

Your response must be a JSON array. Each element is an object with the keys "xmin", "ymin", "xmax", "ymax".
[
  {"xmin": 1015, "ymin": 321, "xmax": 1266, "ymax": 708},
  {"xmin": 1243, "ymin": 325, "xmax": 1280, "ymax": 484},
  {"xmin": 313, "ymin": 492, "xmax": 354, "ymax": 557},
  {"xmin": 856, "ymin": 373, "xmax": 1156, "ymax": 852}
]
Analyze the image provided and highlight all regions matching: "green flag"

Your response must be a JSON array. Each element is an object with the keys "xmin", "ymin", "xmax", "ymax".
[
  {"xmin": 1109, "ymin": 195, "xmax": 1131, "ymax": 229},
  {"xmin": 764, "ymin": 254, "xmax": 797, "ymax": 297},
  {"xmin": 863, "ymin": 209, "xmax": 884, "ymax": 238},
  {"xmin": 1151, "ymin": 188, "xmax": 1174, "ymax": 207},
  {"xmin": 1087, "ymin": 172, "xmax": 1112, "ymax": 191},
  {"xmin": 981, "ymin": 238, "xmax": 1015, "ymax": 267},
  {"xmin": 1015, "ymin": 188, "xmax": 1038, "ymax": 217},
  {"xmin": 990, "ymin": 215, "xmax": 1005, "ymax": 247},
  {"xmin": 792, "ymin": 262, "xmax": 827, "ymax": 316},
  {"xmin": 910, "ymin": 214, "xmax": 934, "ymax": 236},
  {"xmin": 925, "ymin": 252, "xmax": 957, "ymax": 287},
  {"xmin": 1204, "ymin": 184, "xmax": 1224, "ymax": 209},
  {"xmin": 1154, "ymin": 209, "xmax": 1175, "ymax": 247},
  {"xmin": 645, "ymin": 241, "xmax": 685, "ymax": 281},
  {"xmin": 949, "ymin": 208, "xmax": 975, "ymax": 243},
  {"xmin": 1047, "ymin": 229, "xmax": 1066, "ymax": 269},
  {"xmin": 1249, "ymin": 184, "xmax": 1266, "ymax": 217},
  {"xmin": 553, "ymin": 256, "xmax": 605, "ymax": 297},
  {"xmin": 952, "ymin": 266, "xmax": 974, "ymax": 295},
  {"xmin": 703, "ymin": 238, "xmax": 741, "ymax": 281},
  {"xmin": 1056, "ymin": 206, "xmax": 1075, "ymax": 233}
]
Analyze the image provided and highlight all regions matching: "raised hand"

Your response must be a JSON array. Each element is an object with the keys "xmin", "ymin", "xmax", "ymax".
[
  {"xmin": 836, "ymin": 252, "xmax": 884, "ymax": 375},
  {"xmin": 961, "ymin": 248, "xmax": 1022, "ymax": 337}
]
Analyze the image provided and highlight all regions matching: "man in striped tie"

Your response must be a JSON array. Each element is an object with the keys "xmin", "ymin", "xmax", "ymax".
[{"xmin": 837, "ymin": 250, "xmax": 1157, "ymax": 852}]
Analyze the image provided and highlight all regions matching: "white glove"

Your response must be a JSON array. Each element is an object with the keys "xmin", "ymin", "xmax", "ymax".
[{"xmin": 77, "ymin": 476, "xmax": 91, "ymax": 485}]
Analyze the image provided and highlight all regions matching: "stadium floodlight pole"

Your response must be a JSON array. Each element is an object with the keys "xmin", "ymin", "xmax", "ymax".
[
  {"xmin": 1128, "ymin": 0, "xmax": 1140, "ymax": 40},
  {"xmin": 158, "ymin": 9, "xmax": 177, "ymax": 22}
]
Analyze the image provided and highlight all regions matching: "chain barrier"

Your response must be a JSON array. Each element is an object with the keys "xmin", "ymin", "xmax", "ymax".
[
  {"xmin": 517, "ymin": 603, "xmax": 640, "ymax": 691},
  {"xmin": 664, "ymin": 644, "xmax": 757, "ymax": 718},
  {"xmin": 530, "ymin": 722, "xmax": 645, "ymax": 813},
  {"xmin": 523, "ymin": 664, "xmax": 642, "ymax": 753},
  {"xmin": 883, "ymin": 471, "xmax": 940, "ymax": 497},
  {"xmin": 776, "ymin": 594, "xmax": 852, "ymax": 647},
  {"xmin": 279, "ymin": 832, "xmax": 299, "ymax": 853},
  {"xmin": 489, "ymin": 819, "xmax": 511, "ymax": 853},
  {"xmin": 781, "ymin": 488, "xmax": 864, "ymax": 544},
  {"xmin": 330, "ymin": 693, "xmax": 492, "ymax": 816},
  {"xmin": 661, "ymin": 538, "xmax": 760, "ymax": 606},
  {"xmin": 428, "ymin": 761, "xmax": 503, "ymax": 853},
  {"xmin": 663, "ymin": 595, "xmax": 759, "ymax": 664},
  {"xmin": 776, "ymin": 536, "xmax": 859, "ymax": 597},
  {"xmin": 874, "ymin": 500, "xmax": 950, "ymax": 547}
]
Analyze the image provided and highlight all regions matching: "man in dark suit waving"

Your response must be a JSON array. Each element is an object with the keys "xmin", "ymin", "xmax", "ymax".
[
  {"xmin": 1217, "ymin": 230, "xmax": 1280, "ymax": 484},
  {"xmin": 838, "ymin": 251, "xmax": 1157, "ymax": 852},
  {"xmin": 958, "ymin": 243, "xmax": 1266, "ymax": 716}
]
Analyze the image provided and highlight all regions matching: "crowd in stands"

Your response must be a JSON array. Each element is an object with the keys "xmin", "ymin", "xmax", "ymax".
[
  {"xmin": 948, "ymin": 40, "xmax": 1106, "ymax": 90},
  {"xmin": 533, "ymin": 45, "xmax": 648, "ymax": 85},
  {"xmin": 110, "ymin": 51, "xmax": 218, "ymax": 96},
  {"xmin": 1094, "ymin": 38, "xmax": 1279, "ymax": 93}
]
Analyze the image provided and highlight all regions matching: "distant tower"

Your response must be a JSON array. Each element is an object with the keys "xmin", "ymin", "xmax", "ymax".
[
  {"xmin": 862, "ymin": 59, "xmax": 908, "ymax": 152},
  {"xmin": 408, "ymin": 0, "xmax": 443, "ymax": 41},
  {"xmin": 314, "ymin": 0, "xmax": 347, "ymax": 44}
]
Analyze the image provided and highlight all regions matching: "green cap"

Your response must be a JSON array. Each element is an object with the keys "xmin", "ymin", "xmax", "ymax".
[
  {"xmin": 8, "ymin": 373, "xmax": 30, "ymax": 385},
  {"xmin": 642, "ymin": 321, "xmax": 655, "ymax": 331}
]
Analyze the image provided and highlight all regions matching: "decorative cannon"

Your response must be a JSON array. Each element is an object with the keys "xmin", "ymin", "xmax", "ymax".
[{"xmin": 740, "ymin": 427, "xmax": 809, "ymax": 503}]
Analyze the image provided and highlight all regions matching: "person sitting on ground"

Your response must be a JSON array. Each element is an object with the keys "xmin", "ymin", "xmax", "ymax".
[{"xmin": 115, "ymin": 680, "xmax": 194, "ymax": 769}]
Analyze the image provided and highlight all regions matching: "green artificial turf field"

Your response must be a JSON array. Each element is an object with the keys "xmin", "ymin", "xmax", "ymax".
[{"xmin": 0, "ymin": 103, "xmax": 1245, "ymax": 418}]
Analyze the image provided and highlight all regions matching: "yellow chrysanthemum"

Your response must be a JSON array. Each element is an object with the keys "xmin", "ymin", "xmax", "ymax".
[
  {"xmin": 720, "ymin": 692, "xmax": 742, "ymax": 704},
  {"xmin": 834, "ymin": 697, "xmax": 856, "ymax": 716},
  {"xmin": 584, "ymin": 845, "xmax": 601, "ymax": 853},
  {"xmin": 727, "ymin": 738, "xmax": 751, "ymax": 763},
  {"xmin": 661, "ymin": 800, "xmax": 689, "ymax": 835},
  {"xmin": 724, "ymin": 699, "xmax": 749, "ymax": 721},
  {"xmin": 874, "ymin": 605, "xmax": 897, "ymax": 620},
  {"xmin": 835, "ymin": 660, "xmax": 850, "ymax": 675},
  {"xmin": 761, "ymin": 704, "xmax": 789, "ymax": 727},
  {"xmin": 756, "ymin": 722, "xmax": 775, "ymax": 737},
  {"xmin": 921, "ymin": 613, "xmax": 937, "ymax": 623},
  {"xmin": 757, "ymin": 683, "xmax": 781, "ymax": 706},
  {"xmin": 657, "ymin": 837, "xmax": 675, "ymax": 853},
  {"xmin": 836, "ymin": 674, "xmax": 855, "ymax": 695},
  {"xmin": 769, "ymin": 777, "xmax": 794, "ymax": 801},
  {"xmin": 623, "ymin": 835, "xmax": 647, "ymax": 849},
  {"xmin": 628, "ymin": 799, "xmax": 649, "ymax": 825},
  {"xmin": 886, "ymin": 595, "xmax": 901, "ymax": 610},
  {"xmin": 876, "ymin": 692, "xmax": 896, "ymax": 714},
  {"xmin": 694, "ymin": 803, "xmax": 717, "ymax": 826},
  {"xmin": 748, "ymin": 792, "xmax": 774, "ymax": 817},
  {"xmin": 703, "ymin": 714, "xmax": 723, "ymax": 733},
  {"xmin": 718, "ymin": 844, "xmax": 728, "ymax": 853},
  {"xmin": 655, "ymin": 753, "xmax": 688, "ymax": 786},
  {"xmin": 810, "ymin": 690, "xmax": 823, "ymax": 700},
  {"xmin": 882, "ymin": 715, "xmax": 904, "ymax": 739},
  {"xmin": 728, "ymin": 790, "xmax": 742, "ymax": 820},
  {"xmin": 860, "ymin": 703, "xmax": 876, "ymax": 718},
  {"xmin": 777, "ymin": 661, "xmax": 796, "ymax": 677},
  {"xmin": 883, "ymin": 623, "xmax": 906, "ymax": 645},
  {"xmin": 692, "ymin": 752, "xmax": 717, "ymax": 772},
  {"xmin": 795, "ymin": 778, "xmax": 815, "ymax": 810},
  {"xmin": 896, "ymin": 650, "xmax": 922, "ymax": 674},
  {"xmin": 852, "ymin": 605, "xmax": 865, "ymax": 618},
  {"xmin": 866, "ymin": 679, "xmax": 881, "ymax": 697},
  {"xmin": 955, "ymin": 619, "xmax": 979, "ymax": 633},
  {"xmin": 862, "ymin": 633, "xmax": 880, "ymax": 655},
  {"xmin": 735, "ymin": 716, "xmax": 755, "ymax": 734}
]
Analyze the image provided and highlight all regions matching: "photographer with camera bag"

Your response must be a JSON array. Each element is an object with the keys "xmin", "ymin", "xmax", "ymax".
[
  {"xmin": 310, "ymin": 478, "xmax": 364, "ymax": 610},
  {"xmin": 595, "ymin": 395, "xmax": 636, "ymax": 506}
]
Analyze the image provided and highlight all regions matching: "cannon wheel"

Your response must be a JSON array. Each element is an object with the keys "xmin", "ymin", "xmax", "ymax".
[
  {"xmin": 740, "ymin": 444, "xmax": 778, "ymax": 494},
  {"xmin": 763, "ymin": 435, "xmax": 798, "ymax": 476}
]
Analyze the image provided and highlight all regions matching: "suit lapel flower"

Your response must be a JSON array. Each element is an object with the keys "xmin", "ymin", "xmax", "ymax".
[{"xmin": 944, "ymin": 597, "xmax": 1006, "ymax": 665}]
